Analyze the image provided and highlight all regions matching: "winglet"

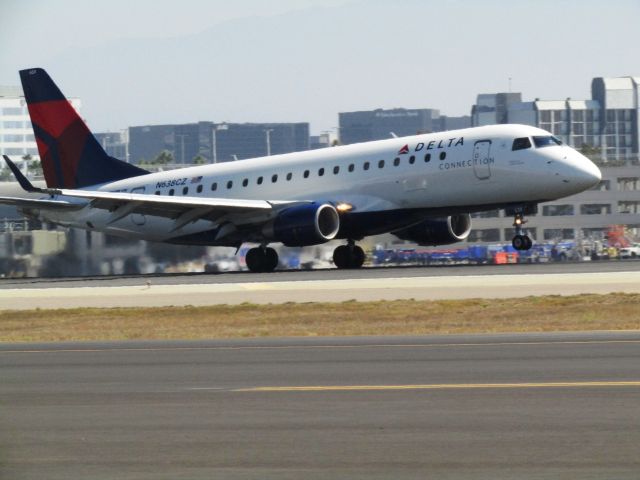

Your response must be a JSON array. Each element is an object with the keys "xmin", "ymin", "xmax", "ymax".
[{"xmin": 3, "ymin": 155, "xmax": 46, "ymax": 193}]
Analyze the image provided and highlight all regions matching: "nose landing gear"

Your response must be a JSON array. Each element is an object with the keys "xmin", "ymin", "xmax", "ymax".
[
  {"xmin": 333, "ymin": 240, "xmax": 365, "ymax": 269},
  {"xmin": 511, "ymin": 213, "xmax": 533, "ymax": 251},
  {"xmin": 246, "ymin": 245, "xmax": 279, "ymax": 273}
]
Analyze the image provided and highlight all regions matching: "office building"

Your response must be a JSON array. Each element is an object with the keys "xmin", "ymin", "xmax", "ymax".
[
  {"xmin": 471, "ymin": 93, "xmax": 522, "ymax": 126},
  {"xmin": 127, "ymin": 122, "xmax": 309, "ymax": 165},
  {"xmin": 338, "ymin": 108, "xmax": 441, "ymax": 145}
]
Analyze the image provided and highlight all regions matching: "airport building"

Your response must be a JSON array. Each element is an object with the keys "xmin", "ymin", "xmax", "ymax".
[
  {"xmin": 469, "ymin": 163, "xmax": 640, "ymax": 244},
  {"xmin": 338, "ymin": 108, "xmax": 471, "ymax": 145},
  {"xmin": 474, "ymin": 77, "xmax": 640, "ymax": 161},
  {"xmin": 127, "ymin": 122, "xmax": 310, "ymax": 165}
]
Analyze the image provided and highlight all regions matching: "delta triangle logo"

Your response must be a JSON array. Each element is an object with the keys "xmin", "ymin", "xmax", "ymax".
[{"xmin": 398, "ymin": 144, "xmax": 409, "ymax": 155}]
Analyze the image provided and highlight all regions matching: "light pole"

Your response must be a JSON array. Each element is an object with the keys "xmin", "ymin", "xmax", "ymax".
[{"xmin": 264, "ymin": 128, "xmax": 273, "ymax": 156}]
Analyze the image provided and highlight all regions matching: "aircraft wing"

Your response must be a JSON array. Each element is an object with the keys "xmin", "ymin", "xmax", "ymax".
[
  {"xmin": 0, "ymin": 195, "xmax": 85, "ymax": 210},
  {"xmin": 2, "ymin": 155, "xmax": 303, "ymax": 227}
]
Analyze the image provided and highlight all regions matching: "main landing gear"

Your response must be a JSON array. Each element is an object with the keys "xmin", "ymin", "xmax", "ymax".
[
  {"xmin": 511, "ymin": 212, "xmax": 533, "ymax": 251},
  {"xmin": 333, "ymin": 240, "xmax": 365, "ymax": 269},
  {"xmin": 245, "ymin": 245, "xmax": 279, "ymax": 273}
]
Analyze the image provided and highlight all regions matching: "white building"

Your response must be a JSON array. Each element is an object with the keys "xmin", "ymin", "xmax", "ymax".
[{"xmin": 0, "ymin": 85, "xmax": 82, "ymax": 164}]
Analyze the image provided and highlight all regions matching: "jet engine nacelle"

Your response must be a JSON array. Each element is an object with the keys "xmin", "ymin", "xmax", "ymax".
[
  {"xmin": 265, "ymin": 203, "xmax": 340, "ymax": 247},
  {"xmin": 392, "ymin": 214, "xmax": 472, "ymax": 246}
]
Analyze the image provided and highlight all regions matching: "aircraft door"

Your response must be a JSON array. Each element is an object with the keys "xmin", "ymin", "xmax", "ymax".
[
  {"xmin": 130, "ymin": 187, "xmax": 146, "ymax": 226},
  {"xmin": 473, "ymin": 140, "xmax": 492, "ymax": 180}
]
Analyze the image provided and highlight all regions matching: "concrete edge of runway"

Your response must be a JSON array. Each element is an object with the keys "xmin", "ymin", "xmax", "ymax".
[{"xmin": 3, "ymin": 330, "xmax": 640, "ymax": 352}]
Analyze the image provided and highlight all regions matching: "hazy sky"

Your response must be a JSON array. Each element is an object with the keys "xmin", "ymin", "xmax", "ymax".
[{"xmin": 2, "ymin": 0, "xmax": 638, "ymax": 134}]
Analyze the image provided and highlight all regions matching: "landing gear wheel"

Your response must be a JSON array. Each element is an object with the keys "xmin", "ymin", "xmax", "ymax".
[
  {"xmin": 246, "ymin": 246, "xmax": 279, "ymax": 273},
  {"xmin": 512, "ymin": 235, "xmax": 532, "ymax": 251},
  {"xmin": 333, "ymin": 243, "xmax": 365, "ymax": 269},
  {"xmin": 511, "ymin": 212, "xmax": 533, "ymax": 251}
]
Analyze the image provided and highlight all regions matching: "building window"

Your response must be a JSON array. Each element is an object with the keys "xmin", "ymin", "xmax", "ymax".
[
  {"xmin": 409, "ymin": 155, "xmax": 415, "ymax": 164},
  {"xmin": 363, "ymin": 162, "xmax": 370, "ymax": 170},
  {"xmin": 580, "ymin": 204, "xmax": 611, "ymax": 215},
  {"xmin": 211, "ymin": 182, "xmax": 217, "ymax": 191},
  {"xmin": 271, "ymin": 174, "xmax": 278, "ymax": 183},
  {"xmin": 543, "ymin": 229, "xmax": 575, "ymax": 240},
  {"xmin": 471, "ymin": 210, "xmax": 500, "ymax": 218},
  {"xmin": 378, "ymin": 160, "xmax": 385, "ymax": 168},
  {"xmin": 589, "ymin": 180, "xmax": 610, "ymax": 191},
  {"xmin": 303, "ymin": 170, "xmax": 310, "ymax": 178},
  {"xmin": 618, "ymin": 177, "xmax": 640, "ymax": 191},
  {"xmin": 242, "ymin": 178, "xmax": 249, "ymax": 187},
  {"xmin": 348, "ymin": 164, "xmax": 355, "ymax": 172},
  {"xmin": 424, "ymin": 153, "xmax": 431, "ymax": 162},
  {"xmin": 318, "ymin": 168, "xmax": 325, "ymax": 176},
  {"xmin": 618, "ymin": 201, "xmax": 640, "ymax": 214},
  {"xmin": 286, "ymin": 172, "xmax": 292, "ymax": 181},
  {"xmin": 542, "ymin": 204, "xmax": 574, "ymax": 216},
  {"xmin": 393, "ymin": 157, "xmax": 400, "ymax": 166},
  {"xmin": 257, "ymin": 176, "xmax": 263, "ymax": 185},
  {"xmin": 467, "ymin": 228, "xmax": 500, "ymax": 242},
  {"xmin": 227, "ymin": 180, "xmax": 233, "ymax": 189},
  {"xmin": 439, "ymin": 152, "xmax": 446, "ymax": 160},
  {"xmin": 182, "ymin": 186, "xmax": 189, "ymax": 195},
  {"xmin": 333, "ymin": 166, "xmax": 340, "ymax": 174}
]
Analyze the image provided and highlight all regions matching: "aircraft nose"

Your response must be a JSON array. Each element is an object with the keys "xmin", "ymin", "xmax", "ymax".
[{"xmin": 576, "ymin": 156, "xmax": 601, "ymax": 187}]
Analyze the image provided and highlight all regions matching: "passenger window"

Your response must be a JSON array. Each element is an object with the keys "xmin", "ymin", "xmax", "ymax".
[
  {"xmin": 272, "ymin": 174, "xmax": 278, "ymax": 183},
  {"xmin": 155, "ymin": 190, "xmax": 160, "ymax": 195},
  {"xmin": 378, "ymin": 160, "xmax": 385, "ymax": 168},
  {"xmin": 512, "ymin": 137, "xmax": 532, "ymax": 151},
  {"xmin": 182, "ymin": 186, "xmax": 189, "ymax": 195},
  {"xmin": 242, "ymin": 178, "xmax": 248, "ymax": 187},
  {"xmin": 169, "ymin": 189, "xmax": 174, "ymax": 196},
  {"xmin": 348, "ymin": 164, "xmax": 354, "ymax": 172},
  {"xmin": 363, "ymin": 162, "xmax": 370, "ymax": 171},
  {"xmin": 211, "ymin": 182, "xmax": 217, "ymax": 191},
  {"xmin": 424, "ymin": 153, "xmax": 431, "ymax": 162},
  {"xmin": 393, "ymin": 157, "xmax": 400, "ymax": 166},
  {"xmin": 257, "ymin": 176, "xmax": 263, "ymax": 185},
  {"xmin": 197, "ymin": 185, "xmax": 203, "ymax": 193},
  {"xmin": 318, "ymin": 168, "xmax": 325, "ymax": 176},
  {"xmin": 304, "ymin": 170, "xmax": 310, "ymax": 178},
  {"xmin": 439, "ymin": 152, "xmax": 446, "ymax": 160},
  {"xmin": 227, "ymin": 180, "xmax": 233, "ymax": 189},
  {"xmin": 409, "ymin": 155, "xmax": 415, "ymax": 164},
  {"xmin": 333, "ymin": 166, "xmax": 340, "ymax": 174},
  {"xmin": 286, "ymin": 172, "xmax": 292, "ymax": 181}
]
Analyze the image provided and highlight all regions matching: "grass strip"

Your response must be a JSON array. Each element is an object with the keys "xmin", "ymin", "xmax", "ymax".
[{"xmin": 1, "ymin": 293, "xmax": 639, "ymax": 343}]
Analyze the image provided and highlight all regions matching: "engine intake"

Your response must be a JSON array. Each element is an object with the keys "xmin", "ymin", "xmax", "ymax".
[
  {"xmin": 393, "ymin": 214, "xmax": 472, "ymax": 246},
  {"xmin": 266, "ymin": 203, "xmax": 340, "ymax": 247}
]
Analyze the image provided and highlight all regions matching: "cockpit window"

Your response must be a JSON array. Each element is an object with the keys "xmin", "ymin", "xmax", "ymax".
[
  {"xmin": 512, "ymin": 137, "xmax": 532, "ymax": 151},
  {"xmin": 533, "ymin": 136, "xmax": 563, "ymax": 148}
]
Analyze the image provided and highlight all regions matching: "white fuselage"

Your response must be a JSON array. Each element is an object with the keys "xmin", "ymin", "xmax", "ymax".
[{"xmin": 36, "ymin": 124, "xmax": 601, "ymax": 244}]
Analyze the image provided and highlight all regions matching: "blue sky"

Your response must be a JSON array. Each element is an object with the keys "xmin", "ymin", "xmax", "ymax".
[{"xmin": 2, "ymin": 0, "xmax": 638, "ymax": 134}]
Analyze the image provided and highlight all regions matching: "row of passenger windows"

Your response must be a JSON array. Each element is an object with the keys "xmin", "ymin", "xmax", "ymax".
[{"xmin": 155, "ymin": 152, "xmax": 449, "ymax": 195}]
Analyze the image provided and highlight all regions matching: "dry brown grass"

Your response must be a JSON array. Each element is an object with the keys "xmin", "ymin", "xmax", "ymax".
[{"xmin": 1, "ymin": 293, "xmax": 639, "ymax": 343}]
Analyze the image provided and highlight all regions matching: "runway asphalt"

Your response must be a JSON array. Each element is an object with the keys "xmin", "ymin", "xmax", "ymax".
[
  {"xmin": 2, "ymin": 331, "xmax": 640, "ymax": 479},
  {"xmin": 1, "ymin": 261, "xmax": 640, "ymax": 309}
]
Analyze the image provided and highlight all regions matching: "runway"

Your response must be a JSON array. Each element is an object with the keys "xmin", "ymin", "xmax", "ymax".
[
  {"xmin": 2, "ymin": 332, "xmax": 640, "ymax": 479},
  {"xmin": 1, "ymin": 261, "xmax": 640, "ymax": 309}
]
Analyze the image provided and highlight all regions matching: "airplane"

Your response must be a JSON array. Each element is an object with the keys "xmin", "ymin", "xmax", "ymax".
[{"xmin": 0, "ymin": 68, "xmax": 602, "ymax": 272}]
